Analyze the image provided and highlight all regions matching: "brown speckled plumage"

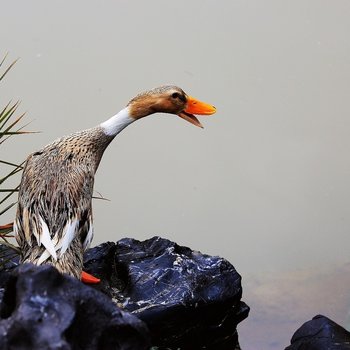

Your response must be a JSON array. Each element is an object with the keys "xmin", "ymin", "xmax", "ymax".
[{"xmin": 15, "ymin": 126, "xmax": 113, "ymax": 278}]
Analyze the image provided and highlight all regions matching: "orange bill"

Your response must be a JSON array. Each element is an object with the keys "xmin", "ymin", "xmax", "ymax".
[
  {"xmin": 177, "ymin": 96, "xmax": 216, "ymax": 128},
  {"xmin": 81, "ymin": 270, "xmax": 101, "ymax": 284},
  {"xmin": 185, "ymin": 96, "xmax": 217, "ymax": 115}
]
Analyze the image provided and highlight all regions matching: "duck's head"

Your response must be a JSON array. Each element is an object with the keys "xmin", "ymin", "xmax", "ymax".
[{"xmin": 127, "ymin": 85, "xmax": 216, "ymax": 128}]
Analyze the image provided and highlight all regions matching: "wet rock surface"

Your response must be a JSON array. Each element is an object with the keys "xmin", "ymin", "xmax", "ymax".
[
  {"xmin": 285, "ymin": 315, "xmax": 350, "ymax": 350},
  {"xmin": 0, "ymin": 236, "xmax": 249, "ymax": 349},
  {"xmin": 0, "ymin": 264, "xmax": 149, "ymax": 350},
  {"xmin": 85, "ymin": 236, "xmax": 249, "ymax": 349},
  {"xmin": 0, "ymin": 263, "xmax": 150, "ymax": 350}
]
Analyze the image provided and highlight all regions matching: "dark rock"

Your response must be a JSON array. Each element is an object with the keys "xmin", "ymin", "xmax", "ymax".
[
  {"xmin": 0, "ymin": 245, "xmax": 20, "ymax": 305},
  {"xmin": 0, "ymin": 263, "xmax": 150, "ymax": 350},
  {"xmin": 85, "ymin": 236, "xmax": 249, "ymax": 349},
  {"xmin": 0, "ymin": 245, "xmax": 19, "ymax": 281},
  {"xmin": 285, "ymin": 315, "xmax": 350, "ymax": 350},
  {"xmin": 83, "ymin": 241, "xmax": 119, "ymax": 298},
  {"xmin": 0, "ymin": 236, "xmax": 249, "ymax": 349}
]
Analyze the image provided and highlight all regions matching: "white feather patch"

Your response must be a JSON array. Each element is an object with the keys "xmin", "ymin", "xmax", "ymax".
[
  {"xmin": 13, "ymin": 221, "xmax": 18, "ymax": 237},
  {"xmin": 100, "ymin": 107, "xmax": 135, "ymax": 136},
  {"xmin": 39, "ymin": 216, "xmax": 57, "ymax": 261},
  {"xmin": 83, "ymin": 224, "xmax": 94, "ymax": 251},
  {"xmin": 37, "ymin": 249, "xmax": 51, "ymax": 265},
  {"xmin": 59, "ymin": 220, "xmax": 78, "ymax": 257}
]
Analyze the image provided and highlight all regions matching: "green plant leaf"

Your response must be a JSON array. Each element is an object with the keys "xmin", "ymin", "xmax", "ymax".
[
  {"xmin": 0, "ymin": 58, "xmax": 18, "ymax": 82},
  {"xmin": 0, "ymin": 54, "xmax": 31, "ymax": 252},
  {"xmin": 0, "ymin": 160, "xmax": 23, "ymax": 168}
]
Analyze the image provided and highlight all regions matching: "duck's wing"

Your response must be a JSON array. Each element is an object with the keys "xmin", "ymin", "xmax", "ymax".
[{"xmin": 15, "ymin": 148, "xmax": 95, "ymax": 264}]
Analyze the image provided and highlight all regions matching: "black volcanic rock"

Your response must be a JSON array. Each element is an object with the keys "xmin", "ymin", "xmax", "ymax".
[
  {"xmin": 0, "ymin": 263, "xmax": 150, "ymax": 350},
  {"xmin": 285, "ymin": 315, "xmax": 350, "ymax": 350},
  {"xmin": 85, "ymin": 236, "xmax": 249, "ymax": 349},
  {"xmin": 0, "ymin": 236, "xmax": 249, "ymax": 349}
]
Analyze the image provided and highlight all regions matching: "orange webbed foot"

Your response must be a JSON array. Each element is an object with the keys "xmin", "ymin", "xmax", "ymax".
[{"xmin": 81, "ymin": 270, "xmax": 101, "ymax": 284}]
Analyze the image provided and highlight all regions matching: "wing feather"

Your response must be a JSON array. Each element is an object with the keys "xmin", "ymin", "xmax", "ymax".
[
  {"xmin": 59, "ymin": 220, "xmax": 79, "ymax": 257},
  {"xmin": 39, "ymin": 215, "xmax": 57, "ymax": 261},
  {"xmin": 22, "ymin": 207, "xmax": 31, "ymax": 244},
  {"xmin": 37, "ymin": 249, "xmax": 51, "ymax": 265},
  {"xmin": 32, "ymin": 223, "xmax": 41, "ymax": 246},
  {"xmin": 15, "ymin": 139, "xmax": 99, "ymax": 266},
  {"xmin": 83, "ymin": 220, "xmax": 94, "ymax": 251}
]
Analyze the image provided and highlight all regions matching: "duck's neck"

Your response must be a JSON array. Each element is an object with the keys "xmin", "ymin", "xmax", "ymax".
[{"xmin": 100, "ymin": 107, "xmax": 135, "ymax": 137}]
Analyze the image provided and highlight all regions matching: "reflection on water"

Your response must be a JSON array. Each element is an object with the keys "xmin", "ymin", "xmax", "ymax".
[{"xmin": 238, "ymin": 262, "xmax": 350, "ymax": 349}]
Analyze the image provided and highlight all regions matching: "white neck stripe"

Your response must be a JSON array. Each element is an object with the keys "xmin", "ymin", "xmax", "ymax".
[{"xmin": 100, "ymin": 107, "xmax": 135, "ymax": 136}]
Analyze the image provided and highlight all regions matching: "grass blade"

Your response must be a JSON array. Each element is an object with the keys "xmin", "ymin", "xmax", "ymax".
[
  {"xmin": 0, "ymin": 54, "xmax": 33, "ymax": 257},
  {"xmin": 0, "ymin": 58, "xmax": 18, "ymax": 82},
  {"xmin": 0, "ymin": 101, "xmax": 19, "ymax": 130},
  {"xmin": 0, "ymin": 202, "xmax": 17, "ymax": 216},
  {"xmin": 0, "ymin": 164, "xmax": 23, "ymax": 185},
  {"xmin": 0, "ymin": 160, "xmax": 23, "ymax": 168},
  {"xmin": 0, "ymin": 191, "xmax": 17, "ymax": 206}
]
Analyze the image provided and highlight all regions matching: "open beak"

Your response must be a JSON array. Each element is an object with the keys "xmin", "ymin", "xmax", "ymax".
[{"xmin": 177, "ymin": 96, "xmax": 216, "ymax": 128}]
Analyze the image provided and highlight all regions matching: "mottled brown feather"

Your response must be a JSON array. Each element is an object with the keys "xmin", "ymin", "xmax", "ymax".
[{"xmin": 15, "ymin": 126, "xmax": 113, "ymax": 278}]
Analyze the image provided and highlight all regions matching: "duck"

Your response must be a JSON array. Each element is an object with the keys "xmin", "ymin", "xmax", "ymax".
[{"xmin": 13, "ymin": 85, "xmax": 216, "ymax": 281}]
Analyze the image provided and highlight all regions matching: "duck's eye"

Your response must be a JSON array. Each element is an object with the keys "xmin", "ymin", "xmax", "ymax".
[{"xmin": 171, "ymin": 92, "xmax": 180, "ymax": 99}]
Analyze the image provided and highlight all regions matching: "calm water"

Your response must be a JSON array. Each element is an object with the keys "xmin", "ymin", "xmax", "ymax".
[{"xmin": 1, "ymin": 1, "xmax": 350, "ymax": 348}]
